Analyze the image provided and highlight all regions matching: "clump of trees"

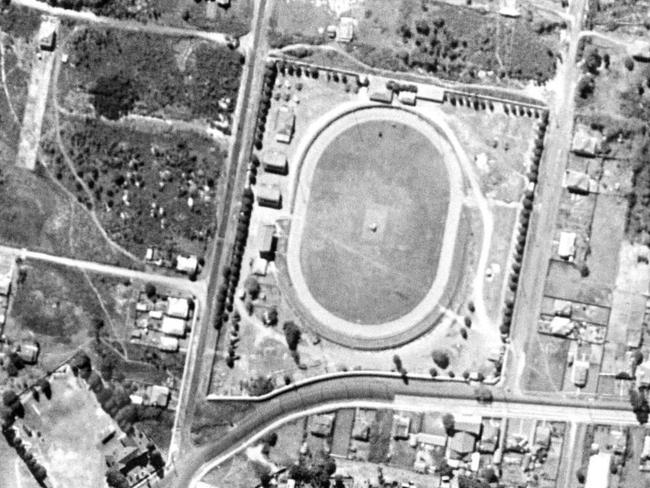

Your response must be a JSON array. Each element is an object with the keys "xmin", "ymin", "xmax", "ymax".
[{"xmin": 283, "ymin": 321, "xmax": 301, "ymax": 351}]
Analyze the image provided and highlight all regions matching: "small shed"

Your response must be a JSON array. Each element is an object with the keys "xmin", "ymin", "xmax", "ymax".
[
  {"xmin": 161, "ymin": 316, "xmax": 187, "ymax": 337},
  {"xmin": 257, "ymin": 184, "xmax": 282, "ymax": 209},
  {"xmin": 369, "ymin": 89, "xmax": 393, "ymax": 104},
  {"xmin": 398, "ymin": 91, "xmax": 417, "ymax": 106},
  {"xmin": 572, "ymin": 124, "xmax": 601, "ymax": 157},
  {"xmin": 337, "ymin": 17, "xmax": 355, "ymax": 43},
  {"xmin": 159, "ymin": 336, "xmax": 179, "ymax": 352},
  {"xmin": 572, "ymin": 359, "xmax": 589, "ymax": 387},
  {"xmin": 263, "ymin": 151, "xmax": 288, "ymax": 175},
  {"xmin": 558, "ymin": 231, "xmax": 576, "ymax": 261}
]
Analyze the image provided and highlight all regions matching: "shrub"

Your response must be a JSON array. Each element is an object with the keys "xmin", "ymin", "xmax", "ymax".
[
  {"xmin": 432, "ymin": 349, "xmax": 450, "ymax": 369},
  {"xmin": 283, "ymin": 321, "xmax": 301, "ymax": 351}
]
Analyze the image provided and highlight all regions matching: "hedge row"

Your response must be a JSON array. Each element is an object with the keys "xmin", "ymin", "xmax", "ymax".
[{"xmin": 500, "ymin": 111, "xmax": 549, "ymax": 340}]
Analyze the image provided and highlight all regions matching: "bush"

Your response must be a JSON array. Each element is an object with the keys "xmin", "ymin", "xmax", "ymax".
[
  {"xmin": 283, "ymin": 321, "xmax": 301, "ymax": 351},
  {"xmin": 432, "ymin": 349, "xmax": 450, "ymax": 369}
]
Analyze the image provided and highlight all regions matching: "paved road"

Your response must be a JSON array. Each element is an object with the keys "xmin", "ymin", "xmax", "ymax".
[
  {"xmin": 0, "ymin": 245, "xmax": 204, "ymax": 295},
  {"xmin": 12, "ymin": 0, "xmax": 231, "ymax": 45},
  {"xmin": 167, "ymin": 372, "xmax": 633, "ymax": 488},
  {"xmin": 166, "ymin": 0, "xmax": 271, "ymax": 462},
  {"xmin": 506, "ymin": 0, "xmax": 588, "ymax": 395}
]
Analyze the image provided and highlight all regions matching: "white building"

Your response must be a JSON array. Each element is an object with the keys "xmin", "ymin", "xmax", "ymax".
[
  {"xmin": 558, "ymin": 232, "xmax": 576, "ymax": 261},
  {"xmin": 167, "ymin": 297, "xmax": 191, "ymax": 319},
  {"xmin": 176, "ymin": 255, "xmax": 198, "ymax": 274},
  {"xmin": 161, "ymin": 316, "xmax": 186, "ymax": 337},
  {"xmin": 585, "ymin": 452, "xmax": 611, "ymax": 488}
]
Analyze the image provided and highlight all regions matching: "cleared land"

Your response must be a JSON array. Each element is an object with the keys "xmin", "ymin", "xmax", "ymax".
[{"xmin": 300, "ymin": 119, "xmax": 449, "ymax": 324}]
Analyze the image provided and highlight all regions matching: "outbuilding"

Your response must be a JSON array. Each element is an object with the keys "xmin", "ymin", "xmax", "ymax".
[
  {"xmin": 275, "ymin": 107, "xmax": 295, "ymax": 144},
  {"xmin": 558, "ymin": 231, "xmax": 576, "ymax": 261},
  {"xmin": 257, "ymin": 224, "xmax": 277, "ymax": 260}
]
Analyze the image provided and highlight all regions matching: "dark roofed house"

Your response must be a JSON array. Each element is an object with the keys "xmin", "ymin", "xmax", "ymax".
[
  {"xmin": 369, "ymin": 89, "xmax": 393, "ymax": 104},
  {"xmin": 264, "ymin": 151, "xmax": 288, "ymax": 175},
  {"xmin": 310, "ymin": 413, "xmax": 335, "ymax": 437},
  {"xmin": 450, "ymin": 431, "xmax": 476, "ymax": 459},
  {"xmin": 257, "ymin": 224, "xmax": 277, "ymax": 260},
  {"xmin": 257, "ymin": 184, "xmax": 282, "ymax": 209}
]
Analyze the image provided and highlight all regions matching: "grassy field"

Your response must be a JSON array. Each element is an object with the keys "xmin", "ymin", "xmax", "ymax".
[
  {"xmin": 40, "ymin": 117, "xmax": 226, "ymax": 259},
  {"xmin": 18, "ymin": 372, "xmax": 115, "ymax": 487},
  {"xmin": 59, "ymin": 27, "xmax": 243, "ymax": 122},
  {"xmin": 521, "ymin": 333, "xmax": 570, "ymax": 393},
  {"xmin": 300, "ymin": 119, "xmax": 449, "ymax": 324}
]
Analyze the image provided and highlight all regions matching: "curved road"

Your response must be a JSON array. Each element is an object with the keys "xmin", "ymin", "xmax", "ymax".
[{"xmin": 168, "ymin": 372, "xmax": 633, "ymax": 488}]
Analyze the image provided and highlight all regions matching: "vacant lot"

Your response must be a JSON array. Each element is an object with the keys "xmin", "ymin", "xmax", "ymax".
[
  {"xmin": 41, "ymin": 118, "xmax": 226, "ymax": 259},
  {"xmin": 60, "ymin": 27, "xmax": 243, "ymax": 122},
  {"xmin": 521, "ymin": 333, "xmax": 570, "ymax": 393},
  {"xmin": 300, "ymin": 119, "xmax": 449, "ymax": 323},
  {"xmin": 7, "ymin": 261, "xmax": 113, "ymax": 370},
  {"xmin": 0, "ymin": 6, "xmax": 40, "ymax": 165},
  {"xmin": 18, "ymin": 372, "xmax": 116, "ymax": 487}
]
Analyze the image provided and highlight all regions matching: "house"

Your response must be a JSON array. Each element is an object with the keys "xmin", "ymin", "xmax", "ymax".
[
  {"xmin": 148, "ymin": 310, "xmax": 164, "ymax": 320},
  {"xmin": 275, "ymin": 107, "xmax": 295, "ymax": 144},
  {"xmin": 352, "ymin": 421, "xmax": 370, "ymax": 441},
  {"xmin": 585, "ymin": 452, "xmax": 611, "ymax": 488},
  {"xmin": 558, "ymin": 232, "xmax": 577, "ymax": 261},
  {"xmin": 263, "ymin": 151, "xmax": 288, "ymax": 175},
  {"xmin": 398, "ymin": 91, "xmax": 417, "ymax": 106},
  {"xmin": 38, "ymin": 20, "xmax": 57, "ymax": 51},
  {"xmin": 158, "ymin": 336, "xmax": 179, "ymax": 352},
  {"xmin": 145, "ymin": 385, "xmax": 170, "ymax": 408},
  {"xmin": 636, "ymin": 360, "xmax": 650, "ymax": 388},
  {"xmin": 572, "ymin": 124, "xmax": 601, "ymax": 157},
  {"xmin": 450, "ymin": 431, "xmax": 476, "ymax": 458},
  {"xmin": 251, "ymin": 257, "xmax": 269, "ymax": 277},
  {"xmin": 166, "ymin": 297, "xmax": 191, "ymax": 320},
  {"xmin": 310, "ymin": 414, "xmax": 334, "ymax": 437},
  {"xmin": 369, "ymin": 89, "xmax": 393, "ymax": 104},
  {"xmin": 418, "ymin": 85, "xmax": 445, "ymax": 103},
  {"xmin": 216, "ymin": 0, "xmax": 230, "ymax": 6},
  {"xmin": 534, "ymin": 424, "xmax": 552, "ymax": 449},
  {"xmin": 336, "ymin": 17, "xmax": 355, "ymax": 43},
  {"xmin": 572, "ymin": 359, "xmax": 589, "ymax": 387},
  {"xmin": 176, "ymin": 255, "xmax": 199, "ymax": 275},
  {"xmin": 499, "ymin": 0, "xmax": 520, "ymax": 17},
  {"xmin": 564, "ymin": 170, "xmax": 593, "ymax": 195},
  {"xmin": 161, "ymin": 316, "xmax": 186, "ymax": 337},
  {"xmin": 393, "ymin": 415, "xmax": 411, "ymax": 440},
  {"xmin": 257, "ymin": 184, "xmax": 282, "ymax": 209},
  {"xmin": 629, "ymin": 40, "xmax": 650, "ymax": 61},
  {"xmin": 257, "ymin": 224, "xmax": 276, "ymax": 260},
  {"xmin": 548, "ymin": 316, "xmax": 575, "ymax": 336},
  {"xmin": 16, "ymin": 341, "xmax": 39, "ymax": 364},
  {"xmin": 454, "ymin": 415, "xmax": 482, "ymax": 436},
  {"xmin": 479, "ymin": 423, "xmax": 500, "ymax": 453}
]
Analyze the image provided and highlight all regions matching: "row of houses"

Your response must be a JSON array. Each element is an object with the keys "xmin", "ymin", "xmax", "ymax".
[{"xmin": 133, "ymin": 294, "xmax": 193, "ymax": 352}]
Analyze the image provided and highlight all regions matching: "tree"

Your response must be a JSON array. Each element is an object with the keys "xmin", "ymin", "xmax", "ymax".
[
  {"xmin": 583, "ymin": 47, "xmax": 602, "ymax": 75},
  {"xmin": 106, "ymin": 469, "xmax": 129, "ymax": 488},
  {"xmin": 247, "ymin": 376, "xmax": 275, "ymax": 396},
  {"xmin": 442, "ymin": 413, "xmax": 455, "ymax": 435},
  {"xmin": 283, "ymin": 321, "xmax": 301, "ymax": 351},
  {"xmin": 2, "ymin": 390, "xmax": 18, "ymax": 407},
  {"xmin": 576, "ymin": 466, "xmax": 586, "ymax": 483},
  {"xmin": 38, "ymin": 379, "xmax": 51, "ymax": 400},
  {"xmin": 432, "ymin": 349, "xmax": 450, "ymax": 369},
  {"xmin": 243, "ymin": 276, "xmax": 260, "ymax": 299},
  {"xmin": 145, "ymin": 282, "xmax": 157, "ymax": 299},
  {"xmin": 429, "ymin": 367, "xmax": 438, "ymax": 377},
  {"xmin": 392, "ymin": 354, "xmax": 402, "ymax": 371},
  {"xmin": 475, "ymin": 386, "xmax": 493, "ymax": 404}
]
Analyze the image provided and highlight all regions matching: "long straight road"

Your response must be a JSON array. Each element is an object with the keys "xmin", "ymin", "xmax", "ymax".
[
  {"xmin": 506, "ymin": 0, "xmax": 589, "ymax": 394},
  {"xmin": 0, "ymin": 244, "xmax": 204, "ymax": 295},
  {"xmin": 12, "ymin": 0, "xmax": 232, "ymax": 45}
]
